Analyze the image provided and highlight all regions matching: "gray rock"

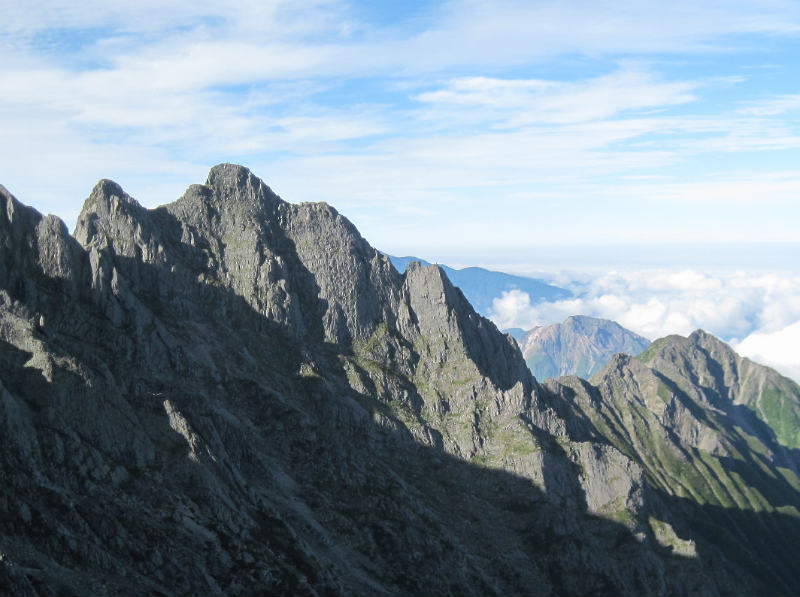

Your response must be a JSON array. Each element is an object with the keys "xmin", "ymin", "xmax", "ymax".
[{"xmin": 0, "ymin": 166, "xmax": 797, "ymax": 595}]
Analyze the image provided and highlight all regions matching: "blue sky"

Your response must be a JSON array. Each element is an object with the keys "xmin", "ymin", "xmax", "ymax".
[
  {"xmin": 2, "ymin": 0, "xmax": 800, "ymax": 261},
  {"xmin": 2, "ymin": 0, "xmax": 800, "ymax": 380}
]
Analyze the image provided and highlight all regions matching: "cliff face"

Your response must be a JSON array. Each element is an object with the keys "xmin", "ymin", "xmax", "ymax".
[{"xmin": 0, "ymin": 165, "xmax": 796, "ymax": 595}]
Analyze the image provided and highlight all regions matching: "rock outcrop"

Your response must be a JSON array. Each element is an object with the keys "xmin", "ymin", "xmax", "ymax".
[{"xmin": 0, "ymin": 166, "xmax": 798, "ymax": 595}]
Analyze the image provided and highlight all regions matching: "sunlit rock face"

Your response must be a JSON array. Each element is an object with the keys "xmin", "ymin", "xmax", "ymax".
[
  {"xmin": 1, "ymin": 166, "xmax": 798, "ymax": 596},
  {"xmin": 518, "ymin": 315, "xmax": 650, "ymax": 381}
]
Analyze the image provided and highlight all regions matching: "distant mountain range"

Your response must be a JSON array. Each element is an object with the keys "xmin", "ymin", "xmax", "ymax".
[
  {"xmin": 517, "ymin": 315, "xmax": 651, "ymax": 380},
  {"xmin": 387, "ymin": 255, "xmax": 570, "ymax": 315}
]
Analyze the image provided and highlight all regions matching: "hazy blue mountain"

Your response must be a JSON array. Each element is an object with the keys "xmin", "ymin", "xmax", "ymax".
[
  {"xmin": 387, "ymin": 254, "xmax": 434, "ymax": 271},
  {"xmin": 519, "ymin": 315, "xmax": 651, "ymax": 380},
  {"xmin": 503, "ymin": 327, "xmax": 528, "ymax": 342},
  {"xmin": 387, "ymin": 255, "xmax": 570, "ymax": 315}
]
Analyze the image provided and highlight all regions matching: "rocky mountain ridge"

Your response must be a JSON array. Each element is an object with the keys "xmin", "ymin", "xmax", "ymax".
[
  {"xmin": 544, "ymin": 330, "xmax": 800, "ymax": 594},
  {"xmin": 0, "ymin": 164, "xmax": 798, "ymax": 595}
]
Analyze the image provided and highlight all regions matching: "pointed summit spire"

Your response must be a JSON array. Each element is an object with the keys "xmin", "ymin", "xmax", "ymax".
[
  {"xmin": 203, "ymin": 163, "xmax": 282, "ymax": 215},
  {"xmin": 206, "ymin": 163, "xmax": 252, "ymax": 190}
]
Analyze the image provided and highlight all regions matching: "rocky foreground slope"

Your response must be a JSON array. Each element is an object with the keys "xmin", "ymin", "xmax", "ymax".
[
  {"xmin": 1, "ymin": 164, "xmax": 799, "ymax": 595},
  {"xmin": 518, "ymin": 315, "xmax": 650, "ymax": 380}
]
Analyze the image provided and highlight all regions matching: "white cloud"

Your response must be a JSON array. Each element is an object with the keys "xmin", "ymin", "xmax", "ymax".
[
  {"xmin": 490, "ymin": 270, "xmax": 800, "ymax": 381},
  {"xmin": 616, "ymin": 176, "xmax": 800, "ymax": 204},
  {"xmin": 417, "ymin": 71, "xmax": 697, "ymax": 126},
  {"xmin": 396, "ymin": 0, "xmax": 800, "ymax": 69},
  {"xmin": 740, "ymin": 94, "xmax": 800, "ymax": 116},
  {"xmin": 489, "ymin": 289, "xmax": 536, "ymax": 330},
  {"xmin": 488, "ymin": 268, "xmax": 800, "ymax": 384},
  {"xmin": 733, "ymin": 320, "xmax": 800, "ymax": 383},
  {"xmin": 1, "ymin": 0, "xmax": 345, "ymax": 40}
]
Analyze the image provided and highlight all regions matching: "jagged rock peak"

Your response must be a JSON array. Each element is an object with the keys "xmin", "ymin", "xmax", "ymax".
[
  {"xmin": 1, "ymin": 184, "xmax": 28, "ymax": 225},
  {"xmin": 74, "ymin": 178, "xmax": 149, "ymax": 251},
  {"xmin": 689, "ymin": 328, "xmax": 713, "ymax": 340},
  {"xmin": 637, "ymin": 329, "xmax": 736, "ymax": 366},
  {"xmin": 651, "ymin": 328, "xmax": 722, "ymax": 349},
  {"xmin": 203, "ymin": 163, "xmax": 283, "ymax": 213},
  {"xmin": 92, "ymin": 178, "xmax": 126, "ymax": 200},
  {"xmin": 608, "ymin": 352, "xmax": 633, "ymax": 367},
  {"xmin": 405, "ymin": 258, "xmax": 451, "ymax": 287},
  {"xmin": 688, "ymin": 328, "xmax": 731, "ymax": 352},
  {"xmin": 593, "ymin": 352, "xmax": 639, "ymax": 380},
  {"xmin": 207, "ymin": 162, "xmax": 255, "ymax": 188},
  {"xmin": 80, "ymin": 178, "xmax": 141, "ymax": 217}
]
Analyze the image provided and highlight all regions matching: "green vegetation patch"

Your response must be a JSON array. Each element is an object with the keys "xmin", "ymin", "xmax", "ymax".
[
  {"xmin": 777, "ymin": 467, "xmax": 800, "ymax": 494},
  {"xmin": 656, "ymin": 381, "xmax": 672, "ymax": 404},
  {"xmin": 603, "ymin": 506, "xmax": 634, "ymax": 527},
  {"xmin": 734, "ymin": 426, "xmax": 771, "ymax": 459},
  {"xmin": 648, "ymin": 516, "xmax": 697, "ymax": 557},
  {"xmin": 636, "ymin": 338, "xmax": 672, "ymax": 363},
  {"xmin": 759, "ymin": 384, "xmax": 800, "ymax": 449}
]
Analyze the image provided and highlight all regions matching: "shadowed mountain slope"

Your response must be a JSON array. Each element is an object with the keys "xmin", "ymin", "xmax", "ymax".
[
  {"xmin": 544, "ymin": 330, "xmax": 800, "ymax": 595},
  {"xmin": 0, "ymin": 166, "xmax": 797, "ymax": 595}
]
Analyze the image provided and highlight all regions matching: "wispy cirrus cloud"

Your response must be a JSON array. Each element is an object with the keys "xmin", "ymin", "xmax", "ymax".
[
  {"xmin": 416, "ymin": 71, "xmax": 698, "ymax": 125},
  {"xmin": 739, "ymin": 94, "xmax": 800, "ymax": 116},
  {"xmin": 1, "ymin": 0, "xmax": 799, "ymax": 250}
]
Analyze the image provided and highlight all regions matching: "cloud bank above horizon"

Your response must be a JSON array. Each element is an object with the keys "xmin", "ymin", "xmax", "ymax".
[
  {"xmin": 1, "ymin": 0, "xmax": 799, "ymax": 254},
  {"xmin": 488, "ymin": 267, "xmax": 800, "ymax": 383}
]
